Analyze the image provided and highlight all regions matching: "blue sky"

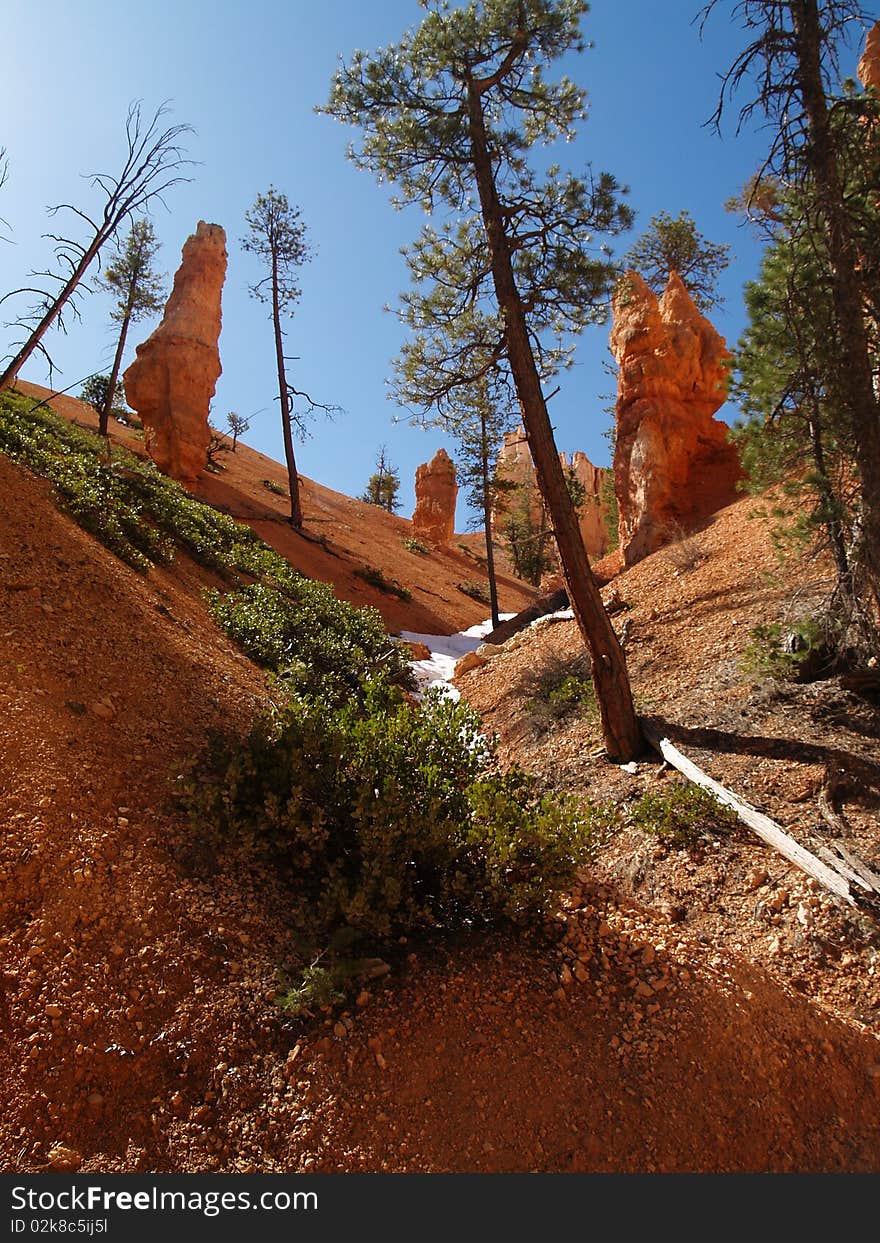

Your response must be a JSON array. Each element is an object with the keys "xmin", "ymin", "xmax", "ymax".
[{"xmin": 2, "ymin": 1, "xmax": 875, "ymax": 525}]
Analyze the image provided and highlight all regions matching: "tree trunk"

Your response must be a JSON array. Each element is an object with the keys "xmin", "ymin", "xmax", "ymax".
[
  {"xmin": 272, "ymin": 254, "xmax": 303, "ymax": 528},
  {"xmin": 0, "ymin": 233, "xmax": 105, "ymax": 394},
  {"xmin": 465, "ymin": 74, "xmax": 642, "ymax": 761},
  {"xmin": 100, "ymin": 306, "xmax": 132, "ymax": 438},
  {"xmin": 479, "ymin": 410, "xmax": 501, "ymax": 629},
  {"xmin": 807, "ymin": 407, "xmax": 851, "ymax": 597},
  {"xmin": 793, "ymin": 0, "xmax": 880, "ymax": 609}
]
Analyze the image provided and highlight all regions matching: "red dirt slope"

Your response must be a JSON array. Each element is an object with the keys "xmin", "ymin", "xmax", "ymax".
[
  {"xmin": 0, "ymin": 394, "xmax": 878, "ymax": 1173},
  {"xmin": 14, "ymin": 380, "xmax": 537, "ymax": 635}
]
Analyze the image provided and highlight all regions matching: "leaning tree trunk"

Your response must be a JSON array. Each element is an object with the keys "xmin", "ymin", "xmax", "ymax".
[
  {"xmin": 465, "ymin": 74, "xmax": 642, "ymax": 761},
  {"xmin": 272, "ymin": 255, "xmax": 303, "ymax": 528},
  {"xmin": 0, "ymin": 234, "xmax": 105, "ymax": 394},
  {"xmin": 793, "ymin": 0, "xmax": 880, "ymax": 611},
  {"xmin": 100, "ymin": 304, "xmax": 133, "ymax": 438},
  {"xmin": 479, "ymin": 413, "xmax": 501, "ymax": 629}
]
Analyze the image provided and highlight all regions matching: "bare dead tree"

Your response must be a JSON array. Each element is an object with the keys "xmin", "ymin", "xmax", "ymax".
[
  {"xmin": 0, "ymin": 147, "xmax": 11, "ymax": 241},
  {"xmin": 0, "ymin": 102, "xmax": 192, "ymax": 392}
]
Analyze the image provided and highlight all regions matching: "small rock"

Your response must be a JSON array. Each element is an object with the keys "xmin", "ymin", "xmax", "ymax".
[
  {"xmin": 453, "ymin": 650, "xmax": 487, "ymax": 678},
  {"xmin": 374, "ymin": 1052, "xmax": 387, "ymax": 1070},
  {"xmin": 48, "ymin": 1143, "xmax": 81, "ymax": 1171},
  {"xmin": 768, "ymin": 888, "xmax": 790, "ymax": 913},
  {"xmin": 744, "ymin": 867, "xmax": 769, "ymax": 893},
  {"xmin": 90, "ymin": 701, "xmax": 115, "ymax": 721},
  {"xmin": 45, "ymin": 1003, "xmax": 63, "ymax": 1018}
]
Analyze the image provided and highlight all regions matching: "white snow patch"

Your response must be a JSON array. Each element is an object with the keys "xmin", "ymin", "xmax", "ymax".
[{"xmin": 400, "ymin": 614, "xmax": 516, "ymax": 701}]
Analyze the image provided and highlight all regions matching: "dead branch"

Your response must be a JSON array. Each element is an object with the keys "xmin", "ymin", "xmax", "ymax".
[{"xmin": 640, "ymin": 718, "xmax": 857, "ymax": 907}]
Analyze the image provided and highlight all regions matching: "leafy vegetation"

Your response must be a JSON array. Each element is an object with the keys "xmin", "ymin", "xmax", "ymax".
[
  {"xmin": 622, "ymin": 209, "xmax": 731, "ymax": 311},
  {"xmin": 353, "ymin": 564, "xmax": 412, "ymax": 601},
  {"xmin": 456, "ymin": 579, "xmax": 491, "ymax": 604},
  {"xmin": 0, "ymin": 390, "xmax": 413, "ymax": 701},
  {"xmin": 517, "ymin": 651, "xmax": 597, "ymax": 730},
  {"xmin": 182, "ymin": 682, "xmax": 609, "ymax": 945},
  {"xmin": 741, "ymin": 616, "xmax": 838, "ymax": 683},
  {"xmin": 206, "ymin": 582, "xmax": 411, "ymax": 701},
  {"xmin": 360, "ymin": 445, "xmax": 401, "ymax": 512},
  {"xmin": 631, "ymin": 782, "xmax": 738, "ymax": 849},
  {"xmin": 402, "ymin": 535, "xmax": 429, "ymax": 555}
]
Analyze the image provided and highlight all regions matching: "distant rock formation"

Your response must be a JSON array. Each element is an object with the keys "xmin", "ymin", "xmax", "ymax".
[
  {"xmin": 610, "ymin": 270, "xmax": 741, "ymax": 566},
  {"xmin": 124, "ymin": 221, "xmax": 227, "ymax": 486},
  {"xmin": 858, "ymin": 20, "xmax": 880, "ymax": 89},
  {"xmin": 492, "ymin": 427, "xmax": 610, "ymax": 559},
  {"xmin": 412, "ymin": 448, "xmax": 458, "ymax": 545}
]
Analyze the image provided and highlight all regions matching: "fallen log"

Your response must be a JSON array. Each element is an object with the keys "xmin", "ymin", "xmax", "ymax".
[
  {"xmin": 640, "ymin": 720, "xmax": 856, "ymax": 907},
  {"xmin": 483, "ymin": 586, "xmax": 568, "ymax": 645}
]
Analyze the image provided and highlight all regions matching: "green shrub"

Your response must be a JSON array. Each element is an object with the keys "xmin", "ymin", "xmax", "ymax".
[
  {"xmin": 742, "ymin": 617, "xmax": 836, "ymax": 682},
  {"xmin": 0, "ymin": 392, "xmax": 414, "ymax": 703},
  {"xmin": 262, "ymin": 478, "xmax": 287, "ymax": 496},
  {"xmin": 516, "ymin": 651, "xmax": 597, "ymax": 729},
  {"xmin": 182, "ymin": 683, "xmax": 608, "ymax": 943},
  {"xmin": 402, "ymin": 536, "xmax": 429, "ymax": 555},
  {"xmin": 205, "ymin": 582, "xmax": 413, "ymax": 700},
  {"xmin": 456, "ymin": 580, "xmax": 491, "ymax": 604},
  {"xmin": 631, "ymin": 782, "xmax": 738, "ymax": 848},
  {"xmin": 353, "ymin": 564, "xmax": 412, "ymax": 601}
]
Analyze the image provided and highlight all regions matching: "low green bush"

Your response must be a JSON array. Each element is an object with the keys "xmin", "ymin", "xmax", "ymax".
[
  {"xmin": 182, "ymin": 682, "xmax": 610, "ymax": 944},
  {"xmin": 742, "ymin": 617, "xmax": 838, "ymax": 683},
  {"xmin": 402, "ymin": 536, "xmax": 429, "ymax": 555},
  {"xmin": 630, "ymin": 782, "xmax": 738, "ymax": 848},
  {"xmin": 206, "ymin": 582, "xmax": 412, "ymax": 700},
  {"xmin": 456, "ymin": 580, "xmax": 491, "ymax": 604},
  {"xmin": 0, "ymin": 392, "xmax": 415, "ymax": 703},
  {"xmin": 517, "ymin": 651, "xmax": 597, "ymax": 729},
  {"xmin": 353, "ymin": 564, "xmax": 412, "ymax": 601}
]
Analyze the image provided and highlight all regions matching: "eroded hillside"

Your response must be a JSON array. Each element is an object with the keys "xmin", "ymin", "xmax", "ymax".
[{"xmin": 1, "ymin": 394, "xmax": 879, "ymax": 1174}]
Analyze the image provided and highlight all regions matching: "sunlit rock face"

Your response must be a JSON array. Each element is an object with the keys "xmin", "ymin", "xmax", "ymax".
[
  {"xmin": 412, "ymin": 448, "xmax": 458, "ymax": 546},
  {"xmin": 492, "ymin": 428, "xmax": 610, "ymax": 559},
  {"xmin": 610, "ymin": 270, "xmax": 741, "ymax": 566},
  {"xmin": 124, "ymin": 221, "xmax": 227, "ymax": 485},
  {"xmin": 858, "ymin": 20, "xmax": 880, "ymax": 90}
]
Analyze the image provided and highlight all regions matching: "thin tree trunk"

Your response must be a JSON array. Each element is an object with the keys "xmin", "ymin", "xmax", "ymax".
[
  {"xmin": 0, "ymin": 234, "xmax": 105, "ymax": 394},
  {"xmin": 807, "ymin": 407, "xmax": 851, "ymax": 593},
  {"xmin": 793, "ymin": 0, "xmax": 880, "ymax": 607},
  {"xmin": 479, "ymin": 410, "xmax": 501, "ymax": 629},
  {"xmin": 272, "ymin": 254, "xmax": 302, "ymax": 528},
  {"xmin": 465, "ymin": 74, "xmax": 642, "ymax": 761},
  {"xmin": 100, "ymin": 306, "xmax": 132, "ymax": 437}
]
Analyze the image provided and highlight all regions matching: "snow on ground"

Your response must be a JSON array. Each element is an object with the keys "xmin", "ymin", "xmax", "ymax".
[
  {"xmin": 400, "ymin": 615, "xmax": 515, "ymax": 701},
  {"xmin": 401, "ymin": 608, "xmax": 575, "ymax": 700}
]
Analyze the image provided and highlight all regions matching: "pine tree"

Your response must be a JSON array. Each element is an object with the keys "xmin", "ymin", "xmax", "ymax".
[
  {"xmin": 242, "ymin": 187, "xmax": 311, "ymax": 528},
  {"xmin": 96, "ymin": 218, "xmax": 164, "ymax": 437},
  {"xmin": 361, "ymin": 445, "xmax": 402, "ymax": 512},
  {"xmin": 622, "ymin": 210, "xmax": 731, "ymax": 311},
  {"xmin": 705, "ymin": 0, "xmax": 880, "ymax": 618},
  {"xmin": 0, "ymin": 103, "xmax": 190, "ymax": 394},
  {"xmin": 323, "ymin": 0, "xmax": 642, "ymax": 758}
]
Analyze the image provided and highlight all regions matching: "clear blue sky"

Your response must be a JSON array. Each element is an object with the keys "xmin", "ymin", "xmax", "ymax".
[{"xmin": 2, "ymin": 1, "xmax": 875, "ymax": 525}]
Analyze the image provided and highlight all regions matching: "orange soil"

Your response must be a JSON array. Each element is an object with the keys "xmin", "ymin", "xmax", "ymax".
[{"xmin": 0, "ymin": 385, "xmax": 878, "ymax": 1173}]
